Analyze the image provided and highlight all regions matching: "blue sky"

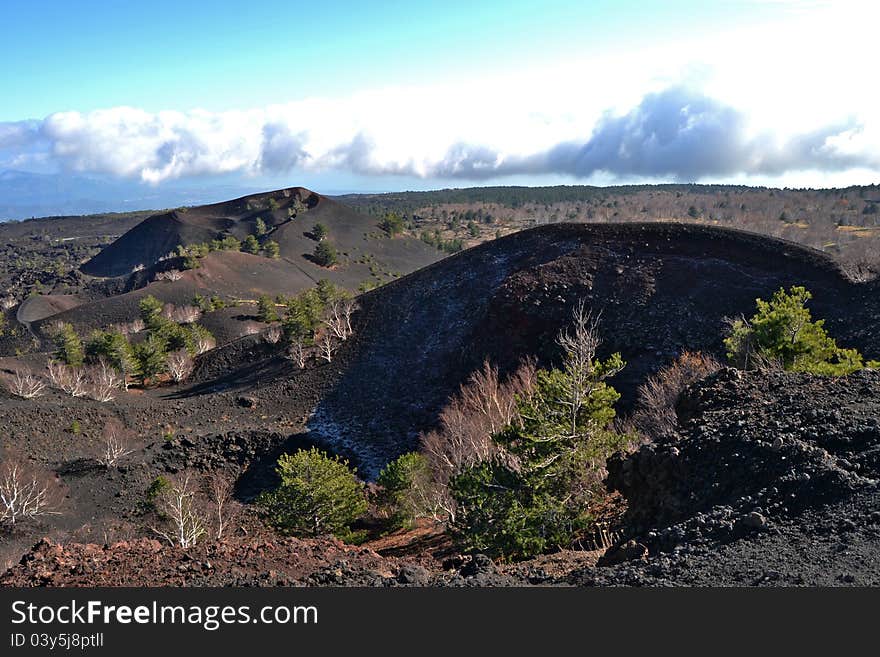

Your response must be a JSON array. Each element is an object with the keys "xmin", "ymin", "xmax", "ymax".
[
  {"xmin": 3, "ymin": 1, "xmax": 776, "ymax": 120},
  {"xmin": 1, "ymin": 0, "xmax": 878, "ymax": 210}
]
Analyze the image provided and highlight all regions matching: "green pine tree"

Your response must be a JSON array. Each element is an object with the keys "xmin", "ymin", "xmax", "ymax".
[{"xmin": 257, "ymin": 447, "xmax": 368, "ymax": 539}]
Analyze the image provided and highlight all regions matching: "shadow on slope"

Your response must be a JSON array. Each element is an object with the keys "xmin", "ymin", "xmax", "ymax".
[{"xmin": 301, "ymin": 222, "xmax": 879, "ymax": 477}]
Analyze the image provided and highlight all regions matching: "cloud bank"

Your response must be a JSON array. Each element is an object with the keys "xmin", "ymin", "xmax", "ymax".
[{"xmin": 2, "ymin": 85, "xmax": 877, "ymax": 186}]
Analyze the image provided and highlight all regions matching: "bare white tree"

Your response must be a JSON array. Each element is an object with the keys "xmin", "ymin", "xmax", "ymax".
[
  {"xmin": 263, "ymin": 324, "xmax": 283, "ymax": 345},
  {"xmin": 46, "ymin": 360, "xmax": 67, "ymax": 389},
  {"xmin": 97, "ymin": 420, "xmax": 135, "ymax": 467},
  {"xmin": 193, "ymin": 333, "xmax": 215, "ymax": 355},
  {"xmin": 127, "ymin": 319, "xmax": 146, "ymax": 334},
  {"xmin": 554, "ymin": 300, "xmax": 621, "ymax": 436},
  {"xmin": 151, "ymin": 475, "xmax": 206, "ymax": 548},
  {"xmin": 419, "ymin": 358, "xmax": 537, "ymax": 524},
  {"xmin": 46, "ymin": 362, "xmax": 88, "ymax": 398},
  {"xmin": 4, "ymin": 368, "xmax": 46, "ymax": 399},
  {"xmin": 286, "ymin": 338, "xmax": 307, "ymax": 368},
  {"xmin": 340, "ymin": 297, "xmax": 358, "ymax": 337},
  {"xmin": 163, "ymin": 304, "xmax": 201, "ymax": 324},
  {"xmin": 86, "ymin": 359, "xmax": 124, "ymax": 402},
  {"xmin": 154, "ymin": 269, "xmax": 183, "ymax": 282},
  {"xmin": 317, "ymin": 334, "xmax": 336, "ymax": 363},
  {"xmin": 0, "ymin": 296, "xmax": 16, "ymax": 310},
  {"xmin": 67, "ymin": 368, "xmax": 89, "ymax": 398},
  {"xmin": 166, "ymin": 350, "xmax": 194, "ymax": 383},
  {"xmin": 44, "ymin": 320, "xmax": 66, "ymax": 338},
  {"xmin": 0, "ymin": 460, "xmax": 59, "ymax": 527},
  {"xmin": 205, "ymin": 474, "xmax": 237, "ymax": 541},
  {"xmin": 180, "ymin": 305, "xmax": 202, "ymax": 324},
  {"xmin": 323, "ymin": 298, "xmax": 359, "ymax": 341}
]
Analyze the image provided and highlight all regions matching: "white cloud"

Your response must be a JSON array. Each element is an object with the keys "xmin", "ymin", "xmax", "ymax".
[{"xmin": 2, "ymin": 2, "xmax": 878, "ymax": 187}]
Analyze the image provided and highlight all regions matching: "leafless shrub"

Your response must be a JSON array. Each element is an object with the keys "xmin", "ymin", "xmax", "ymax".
[
  {"xmin": 4, "ymin": 368, "xmax": 46, "ymax": 399},
  {"xmin": 97, "ymin": 420, "xmax": 135, "ymax": 467},
  {"xmin": 175, "ymin": 305, "xmax": 202, "ymax": 324},
  {"xmin": 166, "ymin": 350, "xmax": 194, "ymax": 383},
  {"xmin": 286, "ymin": 339, "xmax": 307, "ymax": 368},
  {"xmin": 46, "ymin": 360, "xmax": 67, "ymax": 388},
  {"xmin": 85, "ymin": 359, "xmax": 125, "ymax": 402},
  {"xmin": 151, "ymin": 474, "xmax": 206, "ymax": 548},
  {"xmin": 193, "ymin": 333, "xmax": 216, "ymax": 354},
  {"xmin": 154, "ymin": 269, "xmax": 183, "ymax": 282},
  {"xmin": 633, "ymin": 351, "xmax": 722, "ymax": 438},
  {"xmin": 0, "ymin": 296, "xmax": 16, "ymax": 310},
  {"xmin": 128, "ymin": 318, "xmax": 146, "ymax": 334},
  {"xmin": 46, "ymin": 361, "xmax": 88, "ymax": 397},
  {"xmin": 204, "ymin": 474, "xmax": 239, "ymax": 541},
  {"xmin": 317, "ymin": 334, "xmax": 336, "ymax": 362},
  {"xmin": 323, "ymin": 298, "xmax": 359, "ymax": 341},
  {"xmin": 44, "ymin": 320, "xmax": 65, "ymax": 338},
  {"xmin": 554, "ymin": 301, "xmax": 623, "ymax": 437},
  {"xmin": 263, "ymin": 324, "xmax": 282, "ymax": 345},
  {"xmin": 418, "ymin": 358, "xmax": 537, "ymax": 523},
  {"xmin": 161, "ymin": 304, "xmax": 201, "ymax": 324},
  {"xmin": 0, "ymin": 459, "xmax": 60, "ymax": 527},
  {"xmin": 721, "ymin": 316, "xmax": 786, "ymax": 373}
]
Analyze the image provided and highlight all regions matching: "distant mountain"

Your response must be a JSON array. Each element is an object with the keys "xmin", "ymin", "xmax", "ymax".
[{"xmin": 0, "ymin": 169, "xmax": 261, "ymax": 220}]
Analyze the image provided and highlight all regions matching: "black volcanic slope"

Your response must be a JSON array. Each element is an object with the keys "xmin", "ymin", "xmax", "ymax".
[
  {"xmin": 80, "ymin": 187, "xmax": 441, "ymax": 280},
  {"xmin": 3, "ymin": 221, "xmax": 880, "ymax": 583},
  {"xmin": 37, "ymin": 187, "xmax": 442, "ymax": 341},
  {"xmin": 290, "ymin": 222, "xmax": 879, "ymax": 475}
]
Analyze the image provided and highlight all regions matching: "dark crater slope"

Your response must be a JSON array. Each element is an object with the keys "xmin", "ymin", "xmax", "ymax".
[
  {"xmin": 303, "ymin": 222, "xmax": 879, "ymax": 476},
  {"xmin": 34, "ymin": 187, "xmax": 441, "ymax": 342},
  {"xmin": 80, "ymin": 187, "xmax": 441, "ymax": 284},
  {"xmin": 80, "ymin": 188, "xmax": 321, "ymax": 277},
  {"xmin": 577, "ymin": 368, "xmax": 880, "ymax": 586}
]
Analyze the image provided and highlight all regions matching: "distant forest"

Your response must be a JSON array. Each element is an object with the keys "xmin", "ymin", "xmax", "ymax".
[{"xmin": 340, "ymin": 183, "xmax": 880, "ymax": 278}]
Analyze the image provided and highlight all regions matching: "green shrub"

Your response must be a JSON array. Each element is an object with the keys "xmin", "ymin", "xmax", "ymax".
[
  {"xmin": 242, "ymin": 234, "xmax": 260, "ymax": 255},
  {"xmin": 257, "ymin": 294, "xmax": 279, "ymax": 323},
  {"xmin": 263, "ymin": 240, "xmax": 280, "ymax": 259},
  {"xmin": 313, "ymin": 241, "xmax": 338, "ymax": 267},
  {"xmin": 53, "ymin": 322, "xmax": 84, "ymax": 367},
  {"xmin": 282, "ymin": 288, "xmax": 325, "ymax": 341},
  {"xmin": 257, "ymin": 447, "xmax": 367, "ymax": 539},
  {"xmin": 451, "ymin": 308, "xmax": 631, "ymax": 560},
  {"xmin": 724, "ymin": 286, "xmax": 877, "ymax": 376},
  {"xmin": 138, "ymin": 295, "xmax": 164, "ymax": 329},
  {"xmin": 133, "ymin": 334, "xmax": 168, "ymax": 384},
  {"xmin": 220, "ymin": 235, "xmax": 241, "ymax": 251},
  {"xmin": 315, "ymin": 279, "xmax": 344, "ymax": 305},
  {"xmin": 312, "ymin": 223, "xmax": 328, "ymax": 241},
  {"xmin": 377, "ymin": 452, "xmax": 433, "ymax": 530},
  {"xmin": 380, "ymin": 212, "xmax": 405, "ymax": 236},
  {"xmin": 85, "ymin": 329, "xmax": 138, "ymax": 383},
  {"xmin": 144, "ymin": 475, "xmax": 171, "ymax": 513}
]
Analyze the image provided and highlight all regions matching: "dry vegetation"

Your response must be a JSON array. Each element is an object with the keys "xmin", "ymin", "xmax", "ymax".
[
  {"xmin": 344, "ymin": 184, "xmax": 880, "ymax": 277},
  {"xmin": 632, "ymin": 351, "xmax": 722, "ymax": 438}
]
